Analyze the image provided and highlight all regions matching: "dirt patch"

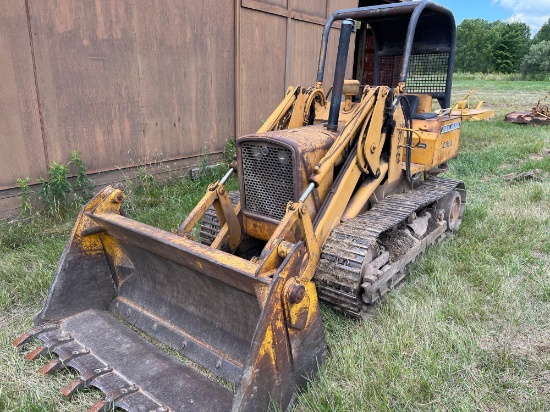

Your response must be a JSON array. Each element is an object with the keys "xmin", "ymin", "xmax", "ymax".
[
  {"xmin": 379, "ymin": 229, "xmax": 415, "ymax": 263},
  {"xmin": 504, "ymin": 169, "xmax": 548, "ymax": 183},
  {"xmin": 531, "ymin": 251, "xmax": 546, "ymax": 260},
  {"xmin": 425, "ymin": 212, "xmax": 441, "ymax": 236},
  {"xmin": 534, "ymin": 344, "xmax": 550, "ymax": 354},
  {"xmin": 529, "ymin": 148, "xmax": 550, "ymax": 161},
  {"xmin": 498, "ymin": 163, "xmax": 514, "ymax": 170}
]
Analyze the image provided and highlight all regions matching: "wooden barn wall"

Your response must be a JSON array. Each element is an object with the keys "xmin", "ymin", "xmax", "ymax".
[
  {"xmin": 0, "ymin": 2, "xmax": 46, "ymax": 191},
  {"xmin": 0, "ymin": 0, "xmax": 358, "ymax": 217},
  {"xmin": 239, "ymin": 0, "xmax": 357, "ymax": 135},
  {"xmin": 27, "ymin": 0, "xmax": 235, "ymax": 175}
]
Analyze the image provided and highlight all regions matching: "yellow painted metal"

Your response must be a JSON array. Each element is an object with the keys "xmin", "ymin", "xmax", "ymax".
[
  {"xmin": 401, "ymin": 162, "xmax": 424, "ymax": 175},
  {"xmin": 314, "ymin": 160, "xmax": 363, "ymax": 244},
  {"xmin": 243, "ymin": 214, "xmax": 278, "ymax": 242},
  {"xmin": 257, "ymin": 85, "xmax": 328, "ymax": 132},
  {"xmin": 211, "ymin": 201, "xmax": 242, "ymax": 250},
  {"xmin": 213, "ymin": 186, "xmax": 242, "ymax": 251},
  {"xmin": 288, "ymin": 89, "xmax": 308, "ymax": 129},
  {"xmin": 355, "ymin": 106, "xmax": 375, "ymax": 174},
  {"xmin": 342, "ymin": 162, "xmax": 388, "ymax": 220},
  {"xmin": 257, "ymin": 200, "xmax": 319, "ymax": 282},
  {"xmin": 103, "ymin": 217, "xmax": 260, "ymax": 280},
  {"xmin": 453, "ymin": 108, "xmax": 495, "ymax": 121},
  {"xmin": 73, "ymin": 187, "xmax": 261, "ymax": 286},
  {"xmin": 177, "ymin": 181, "xmax": 242, "ymax": 252},
  {"xmin": 396, "ymin": 127, "xmax": 425, "ymax": 148},
  {"xmin": 177, "ymin": 185, "xmax": 219, "ymax": 237},
  {"xmin": 304, "ymin": 86, "xmax": 327, "ymax": 125},
  {"xmin": 408, "ymin": 93, "xmax": 433, "ymax": 114},
  {"xmin": 297, "ymin": 203, "xmax": 320, "ymax": 282},
  {"xmin": 342, "ymin": 80, "xmax": 360, "ymax": 112},
  {"xmin": 400, "ymin": 117, "xmax": 462, "ymax": 171},
  {"xmin": 362, "ymin": 87, "xmax": 389, "ymax": 176},
  {"xmin": 451, "ymin": 90, "xmax": 495, "ymax": 121},
  {"xmin": 311, "ymin": 87, "xmax": 379, "ymax": 186},
  {"xmin": 257, "ymin": 86, "xmax": 298, "ymax": 133}
]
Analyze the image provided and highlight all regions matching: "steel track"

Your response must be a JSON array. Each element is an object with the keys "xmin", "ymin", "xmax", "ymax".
[{"xmin": 315, "ymin": 177, "xmax": 465, "ymax": 318}]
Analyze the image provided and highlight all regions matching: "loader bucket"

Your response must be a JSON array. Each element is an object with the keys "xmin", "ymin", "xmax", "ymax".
[{"xmin": 14, "ymin": 187, "xmax": 327, "ymax": 412}]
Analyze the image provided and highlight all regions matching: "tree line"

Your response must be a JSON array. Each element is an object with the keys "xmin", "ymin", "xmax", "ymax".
[{"xmin": 455, "ymin": 17, "xmax": 550, "ymax": 78}]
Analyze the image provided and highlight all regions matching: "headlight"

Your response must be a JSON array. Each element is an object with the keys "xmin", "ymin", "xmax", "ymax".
[
  {"xmin": 251, "ymin": 147, "xmax": 262, "ymax": 159},
  {"xmin": 277, "ymin": 149, "xmax": 290, "ymax": 164}
]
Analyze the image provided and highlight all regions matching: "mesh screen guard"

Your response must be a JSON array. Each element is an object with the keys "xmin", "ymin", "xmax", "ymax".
[
  {"xmin": 405, "ymin": 53, "xmax": 449, "ymax": 94},
  {"xmin": 379, "ymin": 52, "xmax": 449, "ymax": 94}
]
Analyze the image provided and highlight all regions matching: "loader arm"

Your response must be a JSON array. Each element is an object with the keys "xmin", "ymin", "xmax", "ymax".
[{"xmin": 311, "ymin": 86, "xmax": 406, "ymax": 244}]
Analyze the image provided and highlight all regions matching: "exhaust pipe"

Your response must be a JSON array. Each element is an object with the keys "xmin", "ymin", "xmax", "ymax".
[{"xmin": 327, "ymin": 19, "xmax": 354, "ymax": 132}]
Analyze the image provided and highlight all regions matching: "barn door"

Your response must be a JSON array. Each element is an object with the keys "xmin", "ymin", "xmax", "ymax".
[{"xmin": 237, "ymin": 0, "xmax": 358, "ymax": 135}]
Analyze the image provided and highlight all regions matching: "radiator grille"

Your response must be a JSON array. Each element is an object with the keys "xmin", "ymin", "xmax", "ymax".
[{"xmin": 241, "ymin": 142, "xmax": 294, "ymax": 221}]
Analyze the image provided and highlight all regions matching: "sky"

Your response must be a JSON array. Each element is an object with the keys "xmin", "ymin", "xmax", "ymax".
[{"xmin": 435, "ymin": 0, "xmax": 550, "ymax": 36}]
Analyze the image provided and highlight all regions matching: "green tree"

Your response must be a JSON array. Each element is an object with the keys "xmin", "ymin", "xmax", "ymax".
[
  {"xmin": 533, "ymin": 18, "xmax": 550, "ymax": 44},
  {"xmin": 455, "ymin": 19, "xmax": 494, "ymax": 73},
  {"xmin": 490, "ymin": 21, "xmax": 531, "ymax": 73},
  {"xmin": 521, "ymin": 40, "xmax": 550, "ymax": 79}
]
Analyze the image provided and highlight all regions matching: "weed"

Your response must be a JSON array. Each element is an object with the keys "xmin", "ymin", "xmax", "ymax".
[
  {"xmin": 70, "ymin": 151, "xmax": 95, "ymax": 201},
  {"xmin": 135, "ymin": 167, "xmax": 159, "ymax": 197},
  {"xmin": 16, "ymin": 153, "xmax": 95, "ymax": 219},
  {"xmin": 197, "ymin": 145, "xmax": 212, "ymax": 177},
  {"xmin": 224, "ymin": 137, "xmax": 237, "ymax": 164},
  {"xmin": 16, "ymin": 178, "xmax": 33, "ymax": 217},
  {"xmin": 37, "ymin": 162, "xmax": 73, "ymax": 217}
]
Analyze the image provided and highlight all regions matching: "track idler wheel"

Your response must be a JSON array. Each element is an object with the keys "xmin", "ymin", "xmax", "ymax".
[{"xmin": 439, "ymin": 190, "xmax": 462, "ymax": 232}]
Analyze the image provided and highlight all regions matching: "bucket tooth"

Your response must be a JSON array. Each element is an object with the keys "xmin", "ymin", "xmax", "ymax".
[
  {"xmin": 25, "ymin": 345, "xmax": 48, "ymax": 361},
  {"xmin": 86, "ymin": 399, "xmax": 108, "ymax": 412},
  {"xmin": 61, "ymin": 366, "xmax": 113, "ymax": 397},
  {"xmin": 12, "ymin": 324, "xmax": 59, "ymax": 348},
  {"xmin": 37, "ymin": 342, "xmax": 89, "ymax": 375},
  {"xmin": 86, "ymin": 385, "xmax": 139, "ymax": 412},
  {"xmin": 61, "ymin": 378, "xmax": 86, "ymax": 397},
  {"xmin": 18, "ymin": 328, "xmax": 78, "ymax": 365},
  {"xmin": 39, "ymin": 358, "xmax": 63, "ymax": 375}
]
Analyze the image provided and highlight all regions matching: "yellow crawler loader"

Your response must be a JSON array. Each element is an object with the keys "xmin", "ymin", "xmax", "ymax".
[{"xmin": 14, "ymin": 1, "xmax": 466, "ymax": 411}]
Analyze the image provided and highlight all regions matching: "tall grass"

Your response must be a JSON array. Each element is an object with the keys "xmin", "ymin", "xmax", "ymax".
[{"xmin": 454, "ymin": 72, "xmax": 550, "ymax": 82}]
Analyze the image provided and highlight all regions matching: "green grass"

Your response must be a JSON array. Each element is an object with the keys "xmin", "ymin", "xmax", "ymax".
[{"xmin": 1, "ymin": 78, "xmax": 549, "ymax": 411}]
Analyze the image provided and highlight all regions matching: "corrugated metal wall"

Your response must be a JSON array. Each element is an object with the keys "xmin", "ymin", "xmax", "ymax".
[{"xmin": 0, "ymin": 0, "xmax": 357, "ymax": 217}]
